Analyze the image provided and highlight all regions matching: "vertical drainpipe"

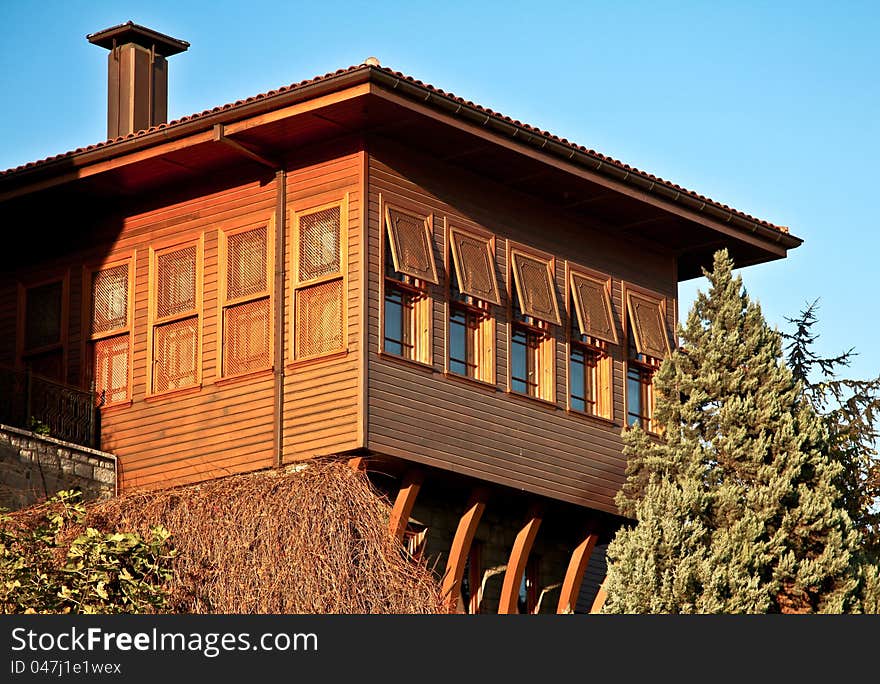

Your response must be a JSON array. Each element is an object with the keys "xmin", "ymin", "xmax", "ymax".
[{"xmin": 273, "ymin": 169, "xmax": 287, "ymax": 468}]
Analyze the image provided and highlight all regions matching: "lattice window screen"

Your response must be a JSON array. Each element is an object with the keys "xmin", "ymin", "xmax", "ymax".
[
  {"xmin": 450, "ymin": 230, "xmax": 500, "ymax": 305},
  {"xmin": 157, "ymin": 246, "xmax": 197, "ymax": 318},
  {"xmin": 571, "ymin": 273, "xmax": 617, "ymax": 344},
  {"xmin": 295, "ymin": 279, "xmax": 343, "ymax": 358},
  {"xmin": 224, "ymin": 298, "xmax": 270, "ymax": 376},
  {"xmin": 511, "ymin": 252, "xmax": 560, "ymax": 325},
  {"xmin": 385, "ymin": 207, "xmax": 438, "ymax": 284},
  {"xmin": 227, "ymin": 227, "xmax": 267, "ymax": 300},
  {"xmin": 93, "ymin": 335, "xmax": 129, "ymax": 403},
  {"xmin": 299, "ymin": 207, "xmax": 341, "ymax": 282},
  {"xmin": 627, "ymin": 292, "xmax": 669, "ymax": 359},
  {"xmin": 153, "ymin": 317, "xmax": 198, "ymax": 392},
  {"xmin": 92, "ymin": 264, "xmax": 129, "ymax": 335},
  {"xmin": 25, "ymin": 281, "xmax": 63, "ymax": 350}
]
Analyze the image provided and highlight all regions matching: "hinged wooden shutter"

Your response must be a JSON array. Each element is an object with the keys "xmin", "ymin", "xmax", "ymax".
[
  {"xmin": 385, "ymin": 206, "xmax": 438, "ymax": 284},
  {"xmin": 450, "ymin": 228, "xmax": 500, "ymax": 305},
  {"xmin": 224, "ymin": 298, "xmax": 270, "ymax": 376},
  {"xmin": 299, "ymin": 207, "xmax": 341, "ymax": 282},
  {"xmin": 627, "ymin": 291, "xmax": 669, "ymax": 359},
  {"xmin": 91, "ymin": 264, "xmax": 129, "ymax": 334},
  {"xmin": 227, "ymin": 227, "xmax": 267, "ymax": 300},
  {"xmin": 570, "ymin": 272, "xmax": 617, "ymax": 344},
  {"xmin": 295, "ymin": 279, "xmax": 344, "ymax": 358},
  {"xmin": 93, "ymin": 335, "xmax": 129, "ymax": 403},
  {"xmin": 157, "ymin": 245, "xmax": 197, "ymax": 318},
  {"xmin": 510, "ymin": 250, "xmax": 560, "ymax": 325},
  {"xmin": 154, "ymin": 317, "xmax": 198, "ymax": 392}
]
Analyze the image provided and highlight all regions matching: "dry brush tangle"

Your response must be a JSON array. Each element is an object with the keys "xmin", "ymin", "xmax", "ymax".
[{"xmin": 71, "ymin": 458, "xmax": 444, "ymax": 614}]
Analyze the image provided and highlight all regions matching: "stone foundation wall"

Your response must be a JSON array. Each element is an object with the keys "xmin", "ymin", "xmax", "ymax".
[{"xmin": 0, "ymin": 424, "xmax": 117, "ymax": 511}]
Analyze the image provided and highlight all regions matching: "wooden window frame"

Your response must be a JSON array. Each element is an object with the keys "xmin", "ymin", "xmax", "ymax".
[
  {"xmin": 567, "ymin": 264, "xmax": 615, "ymax": 421},
  {"xmin": 82, "ymin": 257, "xmax": 134, "ymax": 408},
  {"xmin": 218, "ymin": 216, "xmax": 275, "ymax": 378},
  {"xmin": 17, "ymin": 271, "xmax": 70, "ymax": 382},
  {"xmin": 623, "ymin": 283, "xmax": 669, "ymax": 435},
  {"xmin": 146, "ymin": 236, "xmax": 204, "ymax": 398},
  {"xmin": 290, "ymin": 196, "xmax": 348, "ymax": 362},
  {"xmin": 507, "ymin": 241, "xmax": 556, "ymax": 403},
  {"xmin": 379, "ymin": 194, "xmax": 433, "ymax": 367},
  {"xmin": 445, "ymin": 222, "xmax": 496, "ymax": 385}
]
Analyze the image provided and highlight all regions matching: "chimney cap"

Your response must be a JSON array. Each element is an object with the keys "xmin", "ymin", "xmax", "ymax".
[{"xmin": 87, "ymin": 21, "xmax": 189, "ymax": 57}]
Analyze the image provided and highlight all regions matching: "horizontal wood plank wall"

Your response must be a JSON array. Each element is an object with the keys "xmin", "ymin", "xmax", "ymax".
[
  {"xmin": 104, "ymin": 175, "xmax": 278, "ymax": 490},
  {"xmin": 281, "ymin": 150, "xmax": 361, "ymax": 462},
  {"xmin": 366, "ymin": 139, "xmax": 676, "ymax": 514}
]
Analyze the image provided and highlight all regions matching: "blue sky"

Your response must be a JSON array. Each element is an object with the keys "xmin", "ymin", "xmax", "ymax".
[{"xmin": 2, "ymin": 1, "xmax": 877, "ymax": 382}]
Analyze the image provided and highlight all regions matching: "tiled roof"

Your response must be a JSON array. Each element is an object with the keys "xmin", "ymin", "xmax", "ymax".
[{"xmin": 0, "ymin": 63, "xmax": 789, "ymax": 236}]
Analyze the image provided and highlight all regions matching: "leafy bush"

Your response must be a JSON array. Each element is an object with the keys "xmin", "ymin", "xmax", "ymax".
[{"xmin": 0, "ymin": 490, "xmax": 174, "ymax": 614}]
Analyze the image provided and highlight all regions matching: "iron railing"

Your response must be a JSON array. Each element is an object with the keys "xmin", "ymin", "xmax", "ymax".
[{"xmin": 0, "ymin": 365, "xmax": 102, "ymax": 449}]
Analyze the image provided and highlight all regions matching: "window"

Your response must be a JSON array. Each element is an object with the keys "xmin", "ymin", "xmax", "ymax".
[
  {"xmin": 509, "ymin": 246, "xmax": 557, "ymax": 401},
  {"xmin": 447, "ymin": 227, "xmax": 497, "ymax": 382},
  {"xmin": 568, "ymin": 269, "xmax": 615, "ymax": 419},
  {"xmin": 149, "ymin": 241, "xmax": 201, "ymax": 394},
  {"xmin": 625, "ymin": 289, "xmax": 669, "ymax": 432},
  {"xmin": 87, "ymin": 261, "xmax": 132, "ymax": 404},
  {"xmin": 382, "ymin": 202, "xmax": 436, "ymax": 364},
  {"xmin": 221, "ymin": 224, "xmax": 271, "ymax": 376},
  {"xmin": 293, "ymin": 200, "xmax": 346, "ymax": 360},
  {"xmin": 20, "ymin": 277, "xmax": 67, "ymax": 382}
]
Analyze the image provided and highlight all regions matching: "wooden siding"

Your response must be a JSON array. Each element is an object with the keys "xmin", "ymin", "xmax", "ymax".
[
  {"xmin": 0, "ymin": 141, "xmax": 364, "ymax": 491},
  {"xmin": 101, "ymin": 175, "xmax": 277, "ymax": 490},
  {"xmin": 366, "ymin": 139, "xmax": 677, "ymax": 514},
  {"xmin": 281, "ymin": 150, "xmax": 362, "ymax": 462}
]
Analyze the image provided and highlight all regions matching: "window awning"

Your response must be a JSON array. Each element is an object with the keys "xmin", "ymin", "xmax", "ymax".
[
  {"xmin": 626, "ymin": 291, "xmax": 669, "ymax": 359},
  {"xmin": 570, "ymin": 272, "xmax": 617, "ymax": 344},
  {"xmin": 510, "ymin": 250, "xmax": 560, "ymax": 325},
  {"xmin": 385, "ymin": 205, "xmax": 438, "ymax": 284},
  {"xmin": 449, "ymin": 227, "xmax": 500, "ymax": 305}
]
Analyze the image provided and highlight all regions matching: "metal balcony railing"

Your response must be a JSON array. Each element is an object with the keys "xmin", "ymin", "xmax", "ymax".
[{"xmin": 0, "ymin": 365, "xmax": 101, "ymax": 449}]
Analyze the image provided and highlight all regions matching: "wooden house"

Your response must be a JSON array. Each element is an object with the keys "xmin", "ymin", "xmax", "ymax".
[{"xmin": 0, "ymin": 23, "xmax": 801, "ymax": 613}]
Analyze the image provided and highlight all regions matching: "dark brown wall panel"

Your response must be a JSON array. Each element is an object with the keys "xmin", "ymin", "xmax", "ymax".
[{"xmin": 366, "ymin": 139, "xmax": 677, "ymax": 515}]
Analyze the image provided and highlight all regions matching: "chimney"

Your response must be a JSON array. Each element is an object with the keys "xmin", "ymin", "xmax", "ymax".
[{"xmin": 87, "ymin": 22, "xmax": 189, "ymax": 138}]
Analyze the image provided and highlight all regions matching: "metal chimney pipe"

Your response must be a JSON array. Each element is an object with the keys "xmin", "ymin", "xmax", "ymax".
[{"xmin": 87, "ymin": 22, "xmax": 189, "ymax": 139}]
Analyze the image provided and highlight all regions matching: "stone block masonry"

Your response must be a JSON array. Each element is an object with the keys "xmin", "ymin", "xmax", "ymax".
[{"xmin": 0, "ymin": 424, "xmax": 117, "ymax": 511}]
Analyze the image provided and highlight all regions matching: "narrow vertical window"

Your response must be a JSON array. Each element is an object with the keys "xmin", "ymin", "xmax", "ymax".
[
  {"xmin": 447, "ymin": 227, "xmax": 497, "ymax": 383},
  {"xmin": 568, "ymin": 269, "xmax": 615, "ymax": 419},
  {"xmin": 88, "ymin": 261, "xmax": 132, "ymax": 404},
  {"xmin": 221, "ymin": 224, "xmax": 271, "ymax": 376},
  {"xmin": 150, "ymin": 241, "xmax": 200, "ymax": 394},
  {"xmin": 382, "ymin": 203, "xmax": 435, "ymax": 365},
  {"xmin": 625, "ymin": 289, "xmax": 668, "ymax": 432},
  {"xmin": 293, "ymin": 201, "xmax": 346, "ymax": 360},
  {"xmin": 20, "ymin": 278, "xmax": 67, "ymax": 382},
  {"xmin": 509, "ymin": 246, "xmax": 557, "ymax": 402}
]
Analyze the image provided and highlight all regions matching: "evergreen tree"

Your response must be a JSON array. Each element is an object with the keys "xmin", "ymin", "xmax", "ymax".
[
  {"xmin": 604, "ymin": 250, "xmax": 876, "ymax": 613},
  {"xmin": 782, "ymin": 301, "xmax": 880, "ymax": 562}
]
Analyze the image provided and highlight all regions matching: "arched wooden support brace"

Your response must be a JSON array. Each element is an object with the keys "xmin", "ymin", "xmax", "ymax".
[
  {"xmin": 440, "ymin": 488, "xmax": 489, "ymax": 613},
  {"xmin": 498, "ymin": 502, "xmax": 544, "ymax": 614},
  {"xmin": 388, "ymin": 469, "xmax": 424, "ymax": 541},
  {"xmin": 590, "ymin": 577, "xmax": 608, "ymax": 614},
  {"xmin": 556, "ymin": 532, "xmax": 599, "ymax": 614}
]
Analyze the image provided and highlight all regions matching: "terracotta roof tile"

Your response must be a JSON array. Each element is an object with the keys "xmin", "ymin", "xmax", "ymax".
[{"xmin": 0, "ymin": 64, "xmax": 789, "ymax": 235}]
